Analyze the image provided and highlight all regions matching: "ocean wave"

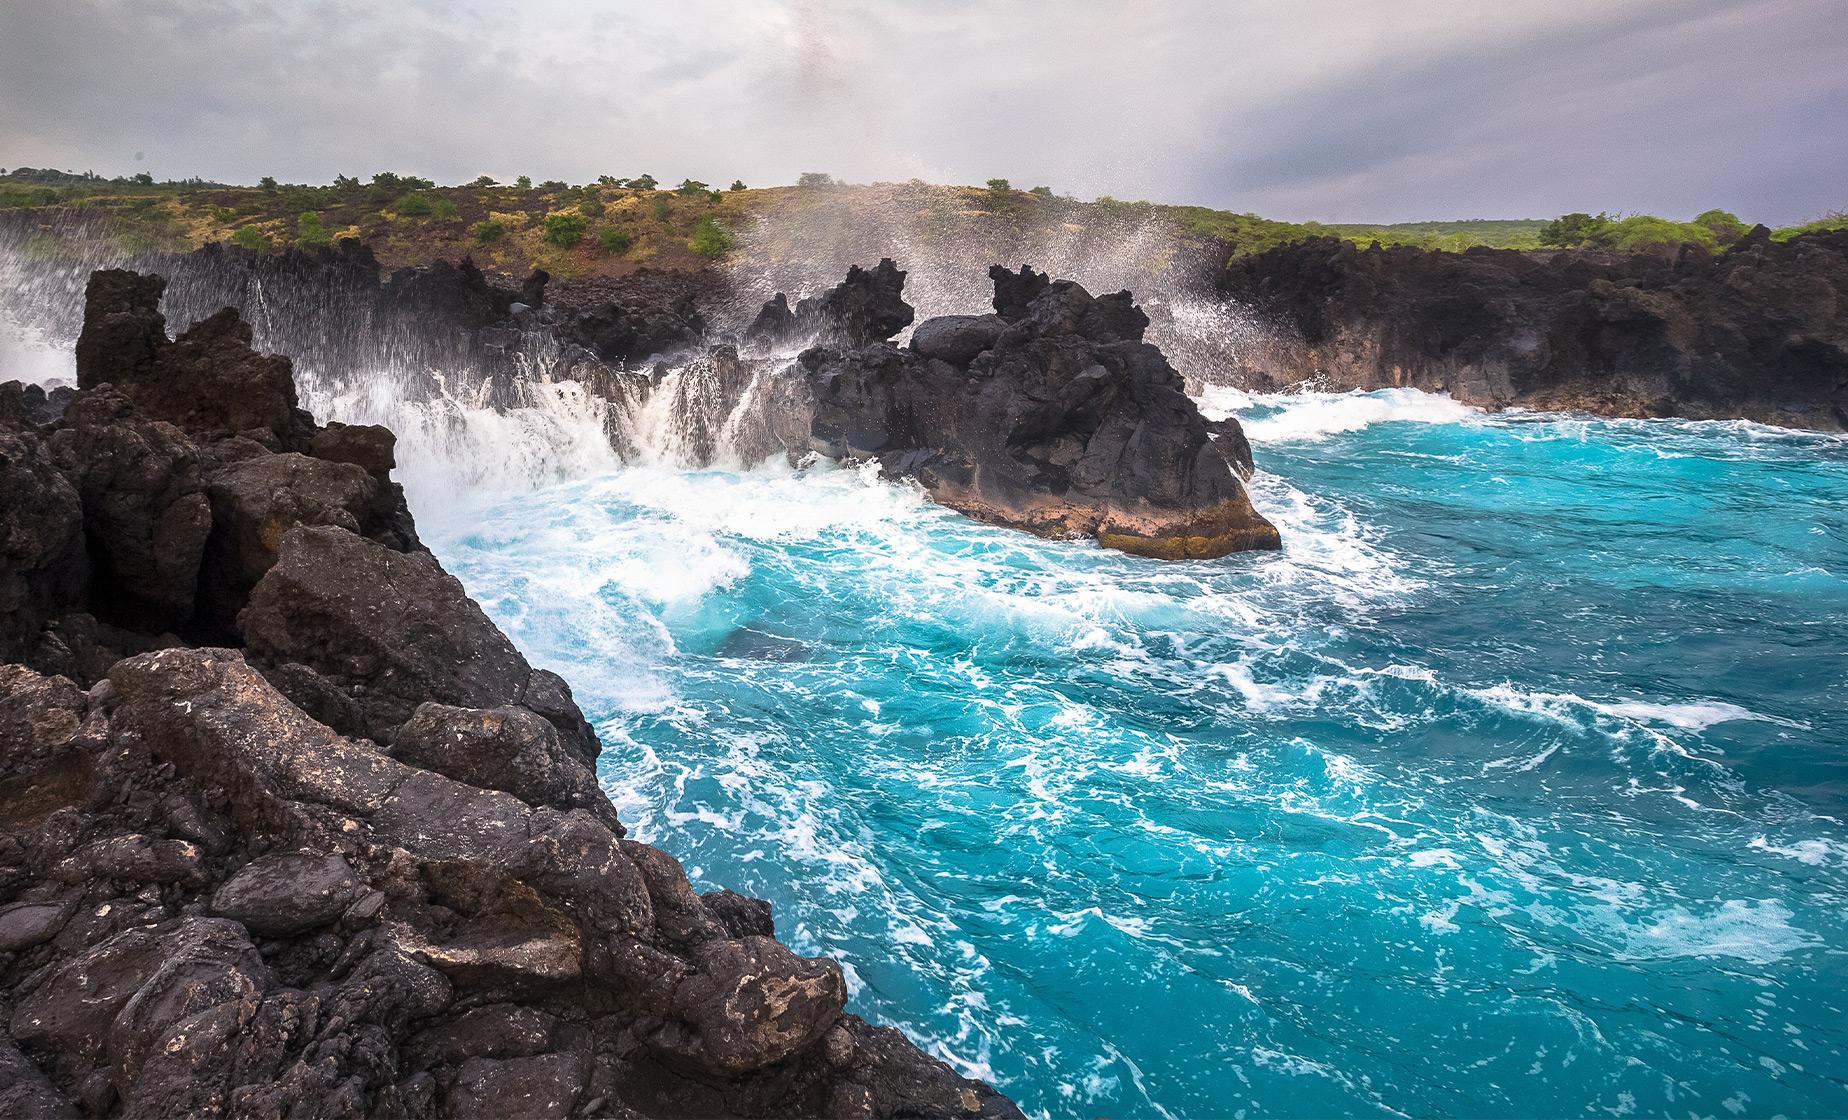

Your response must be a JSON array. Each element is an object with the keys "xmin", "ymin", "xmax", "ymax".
[{"xmin": 1226, "ymin": 387, "xmax": 1483, "ymax": 443}]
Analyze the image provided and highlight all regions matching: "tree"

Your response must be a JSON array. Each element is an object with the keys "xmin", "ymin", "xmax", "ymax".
[
  {"xmin": 631, "ymin": 173, "xmax": 658, "ymax": 190},
  {"xmin": 1029, "ymin": 185, "xmax": 1053, "ymax": 198},
  {"xmin": 259, "ymin": 176, "xmax": 278, "ymax": 192},
  {"xmin": 677, "ymin": 178, "xmax": 708, "ymax": 194},
  {"xmin": 542, "ymin": 212, "xmax": 587, "ymax": 246},
  {"xmin": 986, "ymin": 178, "xmax": 1011, "ymax": 192},
  {"xmin": 469, "ymin": 175, "xmax": 498, "ymax": 188},
  {"xmin": 797, "ymin": 171, "xmax": 833, "ymax": 189},
  {"xmin": 131, "ymin": 172, "xmax": 154, "ymax": 186},
  {"xmin": 597, "ymin": 175, "xmax": 619, "ymax": 186},
  {"xmin": 539, "ymin": 180, "xmax": 567, "ymax": 191},
  {"xmin": 1538, "ymin": 212, "xmax": 1611, "ymax": 247},
  {"xmin": 729, "ymin": 179, "xmax": 746, "ymax": 191},
  {"xmin": 333, "ymin": 174, "xmax": 360, "ymax": 190},
  {"xmin": 515, "ymin": 175, "xmax": 532, "ymax": 189},
  {"xmin": 688, "ymin": 214, "xmax": 732, "ymax": 257}
]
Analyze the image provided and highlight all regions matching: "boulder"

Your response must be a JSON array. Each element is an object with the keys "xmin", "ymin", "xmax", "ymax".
[
  {"xmin": 239, "ymin": 526, "xmax": 597, "ymax": 755},
  {"xmin": 210, "ymin": 851, "xmax": 365, "ymax": 936},
  {"xmin": 910, "ymin": 314, "xmax": 1005, "ymax": 366},
  {"xmin": 394, "ymin": 703, "xmax": 620, "ymax": 830}
]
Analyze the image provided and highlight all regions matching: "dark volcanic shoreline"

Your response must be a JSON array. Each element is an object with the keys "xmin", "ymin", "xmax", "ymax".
[
  {"xmin": 0, "ymin": 269, "xmax": 1020, "ymax": 1118},
  {"xmin": 1218, "ymin": 227, "xmax": 1848, "ymax": 431}
]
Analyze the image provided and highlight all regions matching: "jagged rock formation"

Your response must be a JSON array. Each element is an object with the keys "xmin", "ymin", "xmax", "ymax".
[
  {"xmin": 769, "ymin": 261, "xmax": 1278, "ymax": 559},
  {"xmin": 0, "ymin": 269, "xmax": 1019, "ymax": 1118},
  {"xmin": 1220, "ymin": 227, "xmax": 1848, "ymax": 429}
]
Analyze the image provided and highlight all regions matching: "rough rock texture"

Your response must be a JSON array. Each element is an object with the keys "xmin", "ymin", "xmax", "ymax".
[
  {"xmin": 0, "ymin": 268, "xmax": 1020, "ymax": 1119},
  {"xmin": 549, "ymin": 269, "xmax": 718, "ymax": 366},
  {"xmin": 776, "ymin": 262, "xmax": 1277, "ymax": 558},
  {"xmin": 1220, "ymin": 228, "xmax": 1848, "ymax": 429},
  {"xmin": 745, "ymin": 259, "xmax": 914, "ymax": 351}
]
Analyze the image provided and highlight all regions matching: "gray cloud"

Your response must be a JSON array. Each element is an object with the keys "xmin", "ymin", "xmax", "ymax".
[{"xmin": 1, "ymin": 0, "xmax": 1843, "ymax": 223}]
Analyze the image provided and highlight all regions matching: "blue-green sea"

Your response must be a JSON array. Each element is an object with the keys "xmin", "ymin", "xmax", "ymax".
[{"xmin": 434, "ymin": 388, "xmax": 1848, "ymax": 1119}]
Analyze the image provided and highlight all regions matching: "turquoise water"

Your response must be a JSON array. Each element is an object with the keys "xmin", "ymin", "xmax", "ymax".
[{"xmin": 434, "ymin": 389, "xmax": 1848, "ymax": 1119}]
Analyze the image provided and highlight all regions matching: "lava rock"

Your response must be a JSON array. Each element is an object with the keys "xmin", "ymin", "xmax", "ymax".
[{"xmin": 210, "ymin": 851, "xmax": 366, "ymax": 936}]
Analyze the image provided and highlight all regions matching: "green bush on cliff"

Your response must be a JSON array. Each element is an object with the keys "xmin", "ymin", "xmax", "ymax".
[
  {"xmin": 1539, "ymin": 212, "xmax": 1611, "ymax": 247},
  {"xmin": 231, "ymin": 226, "xmax": 269, "ymax": 252},
  {"xmin": 688, "ymin": 214, "xmax": 732, "ymax": 257},
  {"xmin": 597, "ymin": 227, "xmax": 633, "ymax": 255},
  {"xmin": 1693, "ymin": 208, "xmax": 1749, "ymax": 245},
  {"xmin": 394, "ymin": 192, "xmax": 433, "ymax": 217},
  {"xmin": 470, "ymin": 219, "xmax": 506, "ymax": 243},
  {"xmin": 297, "ymin": 210, "xmax": 331, "ymax": 247},
  {"xmin": 542, "ymin": 212, "xmax": 587, "ymax": 247}
]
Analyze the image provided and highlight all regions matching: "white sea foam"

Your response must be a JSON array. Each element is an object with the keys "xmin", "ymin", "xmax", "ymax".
[
  {"xmin": 1468, "ymin": 684, "xmax": 1803, "ymax": 734},
  {"xmin": 1230, "ymin": 387, "xmax": 1482, "ymax": 444}
]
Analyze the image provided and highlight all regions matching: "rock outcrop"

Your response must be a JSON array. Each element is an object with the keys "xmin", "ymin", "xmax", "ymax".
[
  {"xmin": 1220, "ymin": 228, "xmax": 1848, "ymax": 429},
  {"xmin": 774, "ymin": 261, "xmax": 1278, "ymax": 559},
  {"xmin": 0, "ymin": 269, "xmax": 1019, "ymax": 1118}
]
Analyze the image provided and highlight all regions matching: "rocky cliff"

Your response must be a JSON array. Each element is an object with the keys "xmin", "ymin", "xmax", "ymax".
[
  {"xmin": 756, "ymin": 261, "xmax": 1279, "ymax": 560},
  {"xmin": 0, "ymin": 269, "xmax": 1019, "ymax": 1119},
  {"xmin": 1220, "ymin": 227, "xmax": 1848, "ymax": 429}
]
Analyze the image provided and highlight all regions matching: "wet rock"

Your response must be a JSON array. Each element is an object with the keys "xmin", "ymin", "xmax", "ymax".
[
  {"xmin": 210, "ymin": 851, "xmax": 365, "ymax": 936},
  {"xmin": 77, "ymin": 271, "xmax": 305, "ymax": 446},
  {"xmin": 700, "ymin": 888, "xmax": 775, "ymax": 940},
  {"xmin": 910, "ymin": 314, "xmax": 1006, "ymax": 366},
  {"xmin": 394, "ymin": 703, "xmax": 620, "ymax": 830},
  {"xmin": 800, "ymin": 264, "xmax": 1278, "ymax": 558},
  {"xmin": 309, "ymin": 421, "xmax": 396, "ymax": 477}
]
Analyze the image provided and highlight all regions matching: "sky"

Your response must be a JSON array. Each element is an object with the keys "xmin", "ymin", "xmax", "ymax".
[{"xmin": 2, "ymin": 0, "xmax": 1845, "ymax": 224}]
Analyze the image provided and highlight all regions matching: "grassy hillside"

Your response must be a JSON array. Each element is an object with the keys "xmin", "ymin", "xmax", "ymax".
[{"xmin": 3, "ymin": 167, "xmax": 1840, "ymax": 278}]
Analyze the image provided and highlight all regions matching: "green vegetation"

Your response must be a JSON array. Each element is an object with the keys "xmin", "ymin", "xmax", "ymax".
[
  {"xmin": 597, "ymin": 227, "xmax": 633, "ymax": 255},
  {"xmin": 1772, "ymin": 210, "xmax": 1848, "ymax": 241},
  {"xmin": 986, "ymin": 178, "xmax": 1011, "ymax": 192},
  {"xmin": 515, "ymin": 175, "xmax": 531, "ymax": 189},
  {"xmin": 297, "ymin": 210, "xmax": 331, "ymax": 247},
  {"xmin": 231, "ymin": 226, "xmax": 269, "ymax": 252},
  {"xmin": 631, "ymin": 173, "xmax": 658, "ymax": 191},
  {"xmin": 797, "ymin": 172, "xmax": 834, "ymax": 189},
  {"xmin": 470, "ymin": 219, "xmax": 506, "ymax": 243},
  {"xmin": 688, "ymin": 214, "xmax": 732, "ymax": 257},
  {"xmin": 541, "ymin": 212, "xmax": 587, "ymax": 247},
  {"xmin": 393, "ymin": 192, "xmax": 433, "ymax": 217},
  {"xmin": 730, "ymin": 180, "xmax": 746, "ymax": 191}
]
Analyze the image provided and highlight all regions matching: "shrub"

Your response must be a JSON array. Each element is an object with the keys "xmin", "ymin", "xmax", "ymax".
[
  {"xmin": 1692, "ymin": 208, "xmax": 1749, "ymax": 245},
  {"xmin": 469, "ymin": 175, "xmax": 497, "ymax": 188},
  {"xmin": 231, "ymin": 226, "xmax": 269, "ymax": 251},
  {"xmin": 631, "ymin": 173, "xmax": 658, "ymax": 190},
  {"xmin": 1538, "ymin": 212, "xmax": 1611, "ymax": 247},
  {"xmin": 297, "ymin": 210, "xmax": 331, "ymax": 247},
  {"xmin": 986, "ymin": 178, "xmax": 1011, "ymax": 192},
  {"xmin": 688, "ymin": 214, "xmax": 732, "ymax": 257},
  {"xmin": 471, "ymin": 219, "xmax": 506, "ymax": 242},
  {"xmin": 259, "ymin": 176, "xmax": 278, "ymax": 192},
  {"xmin": 540, "ymin": 179, "xmax": 567, "ymax": 191},
  {"xmin": 651, "ymin": 196, "xmax": 672, "ymax": 221},
  {"xmin": 131, "ymin": 172, "xmax": 153, "ymax": 186},
  {"xmin": 580, "ymin": 194, "xmax": 606, "ymax": 218},
  {"xmin": 677, "ymin": 178, "xmax": 708, "ymax": 194},
  {"xmin": 1601, "ymin": 215, "xmax": 1716, "ymax": 254},
  {"xmin": 333, "ymin": 174, "xmax": 360, "ymax": 190},
  {"xmin": 542, "ymin": 212, "xmax": 587, "ymax": 246},
  {"xmin": 394, "ymin": 192, "xmax": 433, "ymax": 216},
  {"xmin": 431, "ymin": 197, "xmax": 459, "ymax": 221},
  {"xmin": 729, "ymin": 179, "xmax": 746, "ymax": 191},
  {"xmin": 597, "ymin": 227, "xmax": 633, "ymax": 255},
  {"xmin": 515, "ymin": 175, "xmax": 532, "ymax": 189},
  {"xmin": 1029, "ymin": 185, "xmax": 1053, "ymax": 198},
  {"xmin": 797, "ymin": 172, "xmax": 834, "ymax": 189}
]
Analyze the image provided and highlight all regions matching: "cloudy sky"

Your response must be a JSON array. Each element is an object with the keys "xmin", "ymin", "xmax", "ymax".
[{"xmin": 3, "ymin": 0, "xmax": 1845, "ymax": 224}]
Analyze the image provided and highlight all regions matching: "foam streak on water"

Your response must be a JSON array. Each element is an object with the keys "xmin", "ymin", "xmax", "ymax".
[{"xmin": 432, "ymin": 389, "xmax": 1848, "ymax": 1119}]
